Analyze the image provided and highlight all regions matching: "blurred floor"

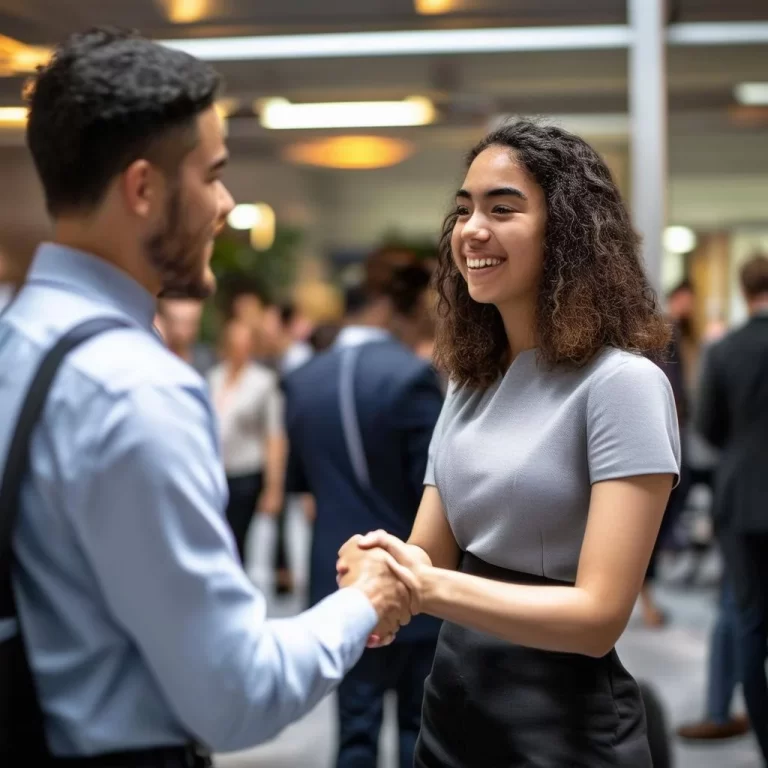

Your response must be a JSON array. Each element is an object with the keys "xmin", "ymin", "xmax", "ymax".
[{"xmin": 215, "ymin": 515, "xmax": 762, "ymax": 768}]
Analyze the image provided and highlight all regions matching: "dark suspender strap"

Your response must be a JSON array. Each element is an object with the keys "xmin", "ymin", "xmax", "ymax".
[{"xmin": 0, "ymin": 317, "xmax": 130, "ymax": 618}]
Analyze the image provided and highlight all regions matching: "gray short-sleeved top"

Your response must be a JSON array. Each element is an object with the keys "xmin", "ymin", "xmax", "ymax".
[{"xmin": 425, "ymin": 347, "xmax": 681, "ymax": 583}]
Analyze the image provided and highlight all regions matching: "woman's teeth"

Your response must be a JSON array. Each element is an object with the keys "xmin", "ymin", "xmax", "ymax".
[{"xmin": 467, "ymin": 257, "xmax": 504, "ymax": 270}]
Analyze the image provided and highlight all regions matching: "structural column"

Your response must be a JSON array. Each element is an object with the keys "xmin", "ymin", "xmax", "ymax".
[{"xmin": 628, "ymin": 0, "xmax": 667, "ymax": 296}]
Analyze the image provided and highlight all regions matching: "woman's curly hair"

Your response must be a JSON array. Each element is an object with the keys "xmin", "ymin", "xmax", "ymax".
[{"xmin": 433, "ymin": 120, "xmax": 671, "ymax": 390}]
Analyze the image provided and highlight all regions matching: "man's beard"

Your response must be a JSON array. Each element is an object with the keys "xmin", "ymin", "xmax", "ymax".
[{"xmin": 145, "ymin": 186, "xmax": 215, "ymax": 300}]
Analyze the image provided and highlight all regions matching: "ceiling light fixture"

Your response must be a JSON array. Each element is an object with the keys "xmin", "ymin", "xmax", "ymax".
[
  {"xmin": 260, "ymin": 96, "xmax": 436, "ymax": 130},
  {"xmin": 164, "ymin": 0, "xmax": 211, "ymax": 24},
  {"xmin": 0, "ymin": 35, "xmax": 50, "ymax": 75},
  {"xmin": 663, "ymin": 226, "xmax": 697, "ymax": 255},
  {"xmin": 160, "ymin": 25, "xmax": 631, "ymax": 61},
  {"xmin": 0, "ymin": 107, "xmax": 27, "ymax": 127},
  {"xmin": 734, "ymin": 82, "xmax": 768, "ymax": 106},
  {"xmin": 414, "ymin": 0, "xmax": 457, "ymax": 14},
  {"xmin": 283, "ymin": 135, "xmax": 415, "ymax": 169}
]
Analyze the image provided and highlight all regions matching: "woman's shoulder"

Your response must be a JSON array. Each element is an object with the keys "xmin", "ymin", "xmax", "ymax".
[{"xmin": 584, "ymin": 347, "xmax": 674, "ymax": 409}]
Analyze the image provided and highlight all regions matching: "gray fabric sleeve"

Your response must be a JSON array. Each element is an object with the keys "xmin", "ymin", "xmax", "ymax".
[{"xmin": 586, "ymin": 356, "xmax": 681, "ymax": 486}]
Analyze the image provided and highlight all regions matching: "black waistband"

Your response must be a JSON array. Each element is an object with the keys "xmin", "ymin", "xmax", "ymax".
[
  {"xmin": 52, "ymin": 744, "xmax": 211, "ymax": 768},
  {"xmin": 459, "ymin": 551, "xmax": 574, "ymax": 587}
]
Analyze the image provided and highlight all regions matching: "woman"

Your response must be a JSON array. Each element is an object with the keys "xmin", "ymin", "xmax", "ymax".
[
  {"xmin": 208, "ymin": 318, "xmax": 286, "ymax": 565},
  {"xmin": 338, "ymin": 120, "xmax": 680, "ymax": 767}
]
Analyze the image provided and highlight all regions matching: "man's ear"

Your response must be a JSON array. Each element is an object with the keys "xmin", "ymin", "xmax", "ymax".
[{"xmin": 121, "ymin": 159, "xmax": 157, "ymax": 219}]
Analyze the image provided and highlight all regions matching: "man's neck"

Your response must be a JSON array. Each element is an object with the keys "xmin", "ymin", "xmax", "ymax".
[{"xmin": 53, "ymin": 218, "xmax": 161, "ymax": 297}]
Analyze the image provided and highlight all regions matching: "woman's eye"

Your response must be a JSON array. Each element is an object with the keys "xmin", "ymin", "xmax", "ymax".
[
  {"xmin": 492, "ymin": 206, "xmax": 513, "ymax": 215},
  {"xmin": 455, "ymin": 205, "xmax": 470, "ymax": 216}
]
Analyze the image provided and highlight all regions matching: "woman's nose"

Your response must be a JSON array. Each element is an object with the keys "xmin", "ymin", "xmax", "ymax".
[{"xmin": 461, "ymin": 214, "xmax": 491, "ymax": 242}]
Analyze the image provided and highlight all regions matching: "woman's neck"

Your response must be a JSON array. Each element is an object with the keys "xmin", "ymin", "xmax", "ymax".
[
  {"xmin": 225, "ymin": 359, "xmax": 248, "ymax": 380},
  {"xmin": 497, "ymin": 299, "xmax": 537, "ymax": 361}
]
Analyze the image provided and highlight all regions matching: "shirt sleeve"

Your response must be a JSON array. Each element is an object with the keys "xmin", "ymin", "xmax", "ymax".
[
  {"xmin": 424, "ymin": 381, "xmax": 454, "ymax": 487},
  {"xmin": 68, "ymin": 383, "xmax": 377, "ymax": 752},
  {"xmin": 586, "ymin": 356, "xmax": 681, "ymax": 486}
]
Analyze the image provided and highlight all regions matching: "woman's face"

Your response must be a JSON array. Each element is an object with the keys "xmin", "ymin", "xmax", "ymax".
[
  {"xmin": 223, "ymin": 319, "xmax": 253, "ymax": 364},
  {"xmin": 451, "ymin": 145, "xmax": 547, "ymax": 310}
]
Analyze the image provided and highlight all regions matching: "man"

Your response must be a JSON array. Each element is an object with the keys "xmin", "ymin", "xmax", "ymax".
[
  {"xmin": 260, "ymin": 300, "xmax": 315, "ymax": 594},
  {"xmin": 698, "ymin": 254, "xmax": 768, "ymax": 763},
  {"xmin": 0, "ymin": 28, "xmax": 408, "ymax": 765},
  {"xmin": 283, "ymin": 283, "xmax": 444, "ymax": 768},
  {"xmin": 262, "ymin": 300, "xmax": 314, "ymax": 377},
  {"xmin": 156, "ymin": 297, "xmax": 216, "ymax": 375}
]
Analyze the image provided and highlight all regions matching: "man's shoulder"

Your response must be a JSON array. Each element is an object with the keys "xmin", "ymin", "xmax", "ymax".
[{"xmin": 68, "ymin": 326, "xmax": 205, "ymax": 398}]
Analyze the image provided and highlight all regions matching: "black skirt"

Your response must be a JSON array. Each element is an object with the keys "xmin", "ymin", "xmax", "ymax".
[{"xmin": 415, "ymin": 553, "xmax": 652, "ymax": 768}]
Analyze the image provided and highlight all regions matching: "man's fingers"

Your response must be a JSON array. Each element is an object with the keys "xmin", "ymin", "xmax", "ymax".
[{"xmin": 357, "ymin": 529, "xmax": 390, "ymax": 549}]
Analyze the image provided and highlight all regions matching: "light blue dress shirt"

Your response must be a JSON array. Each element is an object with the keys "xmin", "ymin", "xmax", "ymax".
[{"xmin": 0, "ymin": 244, "xmax": 377, "ymax": 757}]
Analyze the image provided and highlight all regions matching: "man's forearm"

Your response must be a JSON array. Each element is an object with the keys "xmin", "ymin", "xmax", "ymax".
[{"xmin": 209, "ymin": 589, "xmax": 377, "ymax": 752}]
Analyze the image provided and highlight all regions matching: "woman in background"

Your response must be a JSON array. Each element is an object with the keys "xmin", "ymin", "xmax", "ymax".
[
  {"xmin": 340, "ymin": 120, "xmax": 680, "ymax": 767},
  {"xmin": 209, "ymin": 318, "xmax": 286, "ymax": 565}
]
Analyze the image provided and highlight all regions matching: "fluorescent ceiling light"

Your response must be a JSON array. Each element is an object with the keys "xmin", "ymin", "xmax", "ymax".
[
  {"xmin": 259, "ymin": 97, "xmax": 436, "ymax": 130},
  {"xmin": 734, "ymin": 83, "xmax": 768, "ymax": 106},
  {"xmin": 159, "ymin": 25, "xmax": 631, "ymax": 61},
  {"xmin": 0, "ymin": 107, "xmax": 27, "ymax": 126},
  {"xmin": 667, "ymin": 22, "xmax": 768, "ymax": 46}
]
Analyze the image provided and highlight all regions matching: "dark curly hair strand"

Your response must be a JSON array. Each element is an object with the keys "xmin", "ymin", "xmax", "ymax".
[{"xmin": 433, "ymin": 120, "xmax": 671, "ymax": 390}]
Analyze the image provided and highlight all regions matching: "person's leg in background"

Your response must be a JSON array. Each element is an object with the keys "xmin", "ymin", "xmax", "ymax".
[
  {"xmin": 720, "ymin": 530, "xmax": 768, "ymax": 763},
  {"xmin": 677, "ymin": 575, "xmax": 750, "ymax": 740},
  {"xmin": 273, "ymin": 499, "xmax": 293, "ymax": 596},
  {"xmin": 336, "ymin": 647, "xmax": 390, "ymax": 768},
  {"xmin": 395, "ymin": 639, "xmax": 437, "ymax": 768},
  {"xmin": 225, "ymin": 473, "xmax": 263, "ymax": 566}
]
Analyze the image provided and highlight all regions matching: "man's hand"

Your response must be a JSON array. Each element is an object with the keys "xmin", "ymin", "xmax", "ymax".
[
  {"xmin": 257, "ymin": 487, "xmax": 283, "ymax": 518},
  {"xmin": 338, "ymin": 532, "xmax": 432, "ymax": 646},
  {"xmin": 337, "ymin": 544, "xmax": 412, "ymax": 647}
]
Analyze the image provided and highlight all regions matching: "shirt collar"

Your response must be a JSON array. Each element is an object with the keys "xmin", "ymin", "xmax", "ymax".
[
  {"xmin": 334, "ymin": 325, "xmax": 391, "ymax": 348},
  {"xmin": 26, "ymin": 242, "xmax": 157, "ymax": 330}
]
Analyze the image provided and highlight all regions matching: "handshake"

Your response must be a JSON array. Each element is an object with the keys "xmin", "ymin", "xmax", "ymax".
[{"xmin": 336, "ymin": 531, "xmax": 431, "ymax": 648}]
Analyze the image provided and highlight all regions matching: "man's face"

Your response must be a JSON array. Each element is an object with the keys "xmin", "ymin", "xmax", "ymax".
[{"xmin": 145, "ymin": 107, "xmax": 234, "ymax": 300}]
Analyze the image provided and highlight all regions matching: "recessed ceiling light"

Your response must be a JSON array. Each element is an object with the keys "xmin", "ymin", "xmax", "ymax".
[
  {"xmin": 663, "ymin": 226, "xmax": 697, "ymax": 255},
  {"xmin": 283, "ymin": 136, "xmax": 415, "ymax": 169}
]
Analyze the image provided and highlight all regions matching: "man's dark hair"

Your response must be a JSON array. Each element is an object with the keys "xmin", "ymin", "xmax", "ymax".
[
  {"xmin": 216, "ymin": 273, "xmax": 273, "ymax": 320},
  {"xmin": 279, "ymin": 301, "xmax": 297, "ymax": 327},
  {"xmin": 384, "ymin": 264, "xmax": 432, "ymax": 317},
  {"xmin": 344, "ymin": 284, "xmax": 373, "ymax": 317},
  {"xmin": 25, "ymin": 27, "xmax": 221, "ymax": 216},
  {"xmin": 740, "ymin": 254, "xmax": 768, "ymax": 299}
]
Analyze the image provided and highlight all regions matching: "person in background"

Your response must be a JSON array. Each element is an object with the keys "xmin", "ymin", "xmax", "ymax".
[
  {"xmin": 0, "ymin": 27, "xmax": 409, "ymax": 765},
  {"xmin": 640, "ymin": 280, "xmax": 696, "ymax": 627},
  {"xmin": 260, "ymin": 299, "xmax": 316, "ymax": 595},
  {"xmin": 156, "ymin": 297, "xmax": 216, "ymax": 375},
  {"xmin": 208, "ymin": 317, "xmax": 286, "ymax": 566},
  {"xmin": 697, "ymin": 254, "xmax": 768, "ymax": 764},
  {"xmin": 386, "ymin": 264, "xmax": 437, "ymax": 364},
  {"xmin": 216, "ymin": 273, "xmax": 273, "ymax": 358},
  {"xmin": 283, "ymin": 283, "xmax": 444, "ymax": 768},
  {"xmin": 309, "ymin": 322, "xmax": 340, "ymax": 352},
  {"xmin": 261, "ymin": 300, "xmax": 314, "ymax": 377}
]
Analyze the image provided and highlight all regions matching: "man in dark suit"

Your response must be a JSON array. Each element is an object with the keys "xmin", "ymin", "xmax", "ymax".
[
  {"xmin": 697, "ymin": 254, "xmax": 768, "ymax": 764},
  {"xmin": 283, "ymin": 283, "xmax": 443, "ymax": 768}
]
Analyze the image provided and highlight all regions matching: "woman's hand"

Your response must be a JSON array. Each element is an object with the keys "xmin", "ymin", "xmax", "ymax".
[{"xmin": 337, "ymin": 531, "xmax": 431, "ymax": 619}]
